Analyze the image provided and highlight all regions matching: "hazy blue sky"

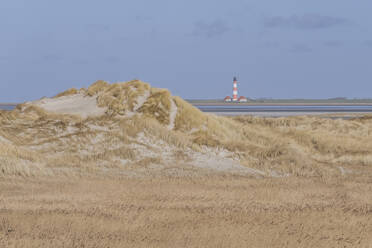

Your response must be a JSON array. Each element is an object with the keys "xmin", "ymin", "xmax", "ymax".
[{"xmin": 1, "ymin": 0, "xmax": 372, "ymax": 102}]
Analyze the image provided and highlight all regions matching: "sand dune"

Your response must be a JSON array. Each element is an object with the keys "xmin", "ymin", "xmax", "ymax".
[{"xmin": 0, "ymin": 79, "xmax": 372, "ymax": 178}]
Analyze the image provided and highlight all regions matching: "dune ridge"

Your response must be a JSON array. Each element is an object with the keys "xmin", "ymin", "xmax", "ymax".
[{"xmin": 0, "ymin": 80, "xmax": 372, "ymax": 178}]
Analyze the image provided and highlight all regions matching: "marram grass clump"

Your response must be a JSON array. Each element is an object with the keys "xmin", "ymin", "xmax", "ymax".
[
  {"xmin": 54, "ymin": 88, "xmax": 78, "ymax": 98},
  {"xmin": 139, "ymin": 88, "xmax": 172, "ymax": 125},
  {"xmin": 86, "ymin": 80, "xmax": 109, "ymax": 96},
  {"xmin": 88, "ymin": 80, "xmax": 151, "ymax": 115}
]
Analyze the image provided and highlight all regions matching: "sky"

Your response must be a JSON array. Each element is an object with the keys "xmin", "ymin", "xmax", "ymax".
[{"xmin": 1, "ymin": 0, "xmax": 372, "ymax": 102}]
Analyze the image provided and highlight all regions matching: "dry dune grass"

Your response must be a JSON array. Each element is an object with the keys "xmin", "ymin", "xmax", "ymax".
[
  {"xmin": 91, "ymin": 80, "xmax": 151, "ymax": 115},
  {"xmin": 54, "ymin": 88, "xmax": 78, "ymax": 98},
  {"xmin": 139, "ymin": 88, "xmax": 172, "ymax": 125},
  {"xmin": 1, "ymin": 175, "xmax": 372, "ymax": 248},
  {"xmin": 0, "ymin": 143, "xmax": 47, "ymax": 177}
]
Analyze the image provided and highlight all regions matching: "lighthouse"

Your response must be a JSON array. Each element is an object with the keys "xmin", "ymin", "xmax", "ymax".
[
  {"xmin": 224, "ymin": 77, "xmax": 247, "ymax": 102},
  {"xmin": 232, "ymin": 77, "xmax": 238, "ymax": 102}
]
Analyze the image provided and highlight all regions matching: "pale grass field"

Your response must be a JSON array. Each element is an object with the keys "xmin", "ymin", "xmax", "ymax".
[{"xmin": 1, "ymin": 174, "xmax": 372, "ymax": 248}]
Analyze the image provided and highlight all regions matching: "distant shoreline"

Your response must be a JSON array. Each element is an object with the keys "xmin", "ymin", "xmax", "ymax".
[
  {"xmin": 187, "ymin": 99, "xmax": 372, "ymax": 106},
  {"xmin": 0, "ymin": 103, "xmax": 18, "ymax": 106},
  {"xmin": 0, "ymin": 103, "xmax": 18, "ymax": 111}
]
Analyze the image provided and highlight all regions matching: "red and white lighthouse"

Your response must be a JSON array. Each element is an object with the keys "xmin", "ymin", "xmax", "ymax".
[
  {"xmin": 224, "ymin": 77, "xmax": 247, "ymax": 102},
  {"xmin": 232, "ymin": 77, "xmax": 238, "ymax": 101}
]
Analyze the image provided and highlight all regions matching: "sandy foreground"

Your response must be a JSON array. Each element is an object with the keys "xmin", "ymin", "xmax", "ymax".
[{"xmin": 1, "ymin": 174, "xmax": 372, "ymax": 248}]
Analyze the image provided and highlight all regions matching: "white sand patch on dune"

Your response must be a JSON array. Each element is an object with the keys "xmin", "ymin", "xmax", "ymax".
[
  {"xmin": 133, "ymin": 90, "xmax": 150, "ymax": 112},
  {"xmin": 168, "ymin": 99, "xmax": 177, "ymax": 130},
  {"xmin": 87, "ymin": 124, "xmax": 110, "ymax": 132},
  {"xmin": 30, "ymin": 94, "xmax": 106, "ymax": 118},
  {"xmin": 186, "ymin": 147, "xmax": 266, "ymax": 176},
  {"xmin": 189, "ymin": 153, "xmax": 265, "ymax": 175},
  {"xmin": 0, "ymin": 135, "xmax": 11, "ymax": 144},
  {"xmin": 339, "ymin": 166, "xmax": 346, "ymax": 176},
  {"xmin": 127, "ymin": 131, "xmax": 262, "ymax": 175},
  {"xmin": 338, "ymin": 166, "xmax": 352, "ymax": 176},
  {"xmin": 131, "ymin": 132, "xmax": 167, "ymax": 159}
]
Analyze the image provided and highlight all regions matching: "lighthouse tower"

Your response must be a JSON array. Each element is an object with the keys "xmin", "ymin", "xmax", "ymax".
[
  {"xmin": 232, "ymin": 77, "xmax": 238, "ymax": 101},
  {"xmin": 224, "ymin": 76, "xmax": 247, "ymax": 102}
]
